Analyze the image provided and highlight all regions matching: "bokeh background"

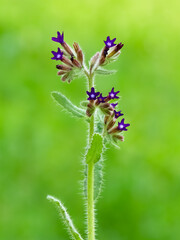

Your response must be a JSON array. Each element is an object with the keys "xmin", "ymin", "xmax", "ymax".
[{"xmin": 0, "ymin": 0, "xmax": 180, "ymax": 239}]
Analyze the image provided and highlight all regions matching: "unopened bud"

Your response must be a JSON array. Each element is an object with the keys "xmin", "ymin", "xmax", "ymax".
[
  {"xmin": 99, "ymin": 46, "xmax": 109, "ymax": 66},
  {"xmin": 100, "ymin": 103, "xmax": 109, "ymax": 108},
  {"xmin": 99, "ymin": 55, "xmax": 106, "ymax": 65},
  {"xmin": 100, "ymin": 102, "xmax": 113, "ymax": 115},
  {"xmin": 61, "ymin": 73, "xmax": 69, "ymax": 82},
  {"xmin": 62, "ymin": 42, "xmax": 74, "ymax": 56},
  {"xmin": 95, "ymin": 99, "xmax": 100, "ymax": 106},
  {"xmin": 73, "ymin": 42, "xmax": 81, "ymax": 54},
  {"xmin": 104, "ymin": 96, "xmax": 111, "ymax": 102},
  {"xmin": 56, "ymin": 65, "xmax": 72, "ymax": 71},
  {"xmin": 57, "ymin": 70, "xmax": 67, "ymax": 75},
  {"xmin": 67, "ymin": 78, "xmax": 72, "ymax": 84},
  {"xmin": 107, "ymin": 106, "xmax": 114, "ymax": 111},
  {"xmin": 107, "ymin": 119, "xmax": 116, "ymax": 131},
  {"xmin": 86, "ymin": 107, "xmax": 95, "ymax": 117},
  {"xmin": 71, "ymin": 57, "xmax": 82, "ymax": 68},
  {"xmin": 100, "ymin": 108, "xmax": 112, "ymax": 115},
  {"xmin": 113, "ymin": 135, "xmax": 124, "ymax": 142},
  {"xmin": 108, "ymin": 126, "xmax": 119, "ymax": 134},
  {"xmin": 107, "ymin": 43, "xmax": 124, "ymax": 58},
  {"xmin": 104, "ymin": 115, "xmax": 110, "ymax": 125},
  {"xmin": 86, "ymin": 100, "xmax": 95, "ymax": 117},
  {"xmin": 77, "ymin": 50, "xmax": 84, "ymax": 65},
  {"xmin": 86, "ymin": 109, "xmax": 92, "ymax": 117},
  {"xmin": 87, "ymin": 102, "xmax": 94, "ymax": 109},
  {"xmin": 61, "ymin": 56, "xmax": 74, "ymax": 67},
  {"xmin": 90, "ymin": 52, "xmax": 100, "ymax": 72}
]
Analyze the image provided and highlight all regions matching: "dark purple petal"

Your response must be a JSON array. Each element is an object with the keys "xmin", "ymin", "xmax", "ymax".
[
  {"xmin": 104, "ymin": 36, "xmax": 116, "ymax": 48},
  {"xmin": 114, "ymin": 110, "xmax": 124, "ymax": 119},
  {"xmin": 51, "ymin": 48, "xmax": 63, "ymax": 61},
  {"xmin": 111, "ymin": 103, "xmax": 118, "ymax": 108},
  {"xmin": 118, "ymin": 118, "xmax": 130, "ymax": 131},
  {"xmin": 86, "ymin": 87, "xmax": 100, "ymax": 100},
  {"xmin": 109, "ymin": 87, "xmax": 120, "ymax": 99},
  {"xmin": 97, "ymin": 93, "xmax": 107, "ymax": 103},
  {"xmin": 52, "ymin": 31, "xmax": 64, "ymax": 44}
]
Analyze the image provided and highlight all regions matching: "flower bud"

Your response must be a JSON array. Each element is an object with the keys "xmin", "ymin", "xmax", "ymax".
[
  {"xmin": 100, "ymin": 102, "xmax": 113, "ymax": 115},
  {"xmin": 107, "ymin": 119, "xmax": 116, "ymax": 131},
  {"xmin": 89, "ymin": 52, "xmax": 100, "ymax": 72},
  {"xmin": 104, "ymin": 115, "xmax": 110, "ymax": 125},
  {"xmin": 61, "ymin": 73, "xmax": 69, "ymax": 82},
  {"xmin": 61, "ymin": 56, "xmax": 74, "ymax": 67},
  {"xmin": 107, "ymin": 43, "xmax": 124, "ymax": 58},
  {"xmin": 61, "ymin": 42, "xmax": 74, "ymax": 56},
  {"xmin": 86, "ymin": 106, "xmax": 95, "ymax": 117},
  {"xmin": 87, "ymin": 102, "xmax": 94, "ymax": 109},
  {"xmin": 57, "ymin": 70, "xmax": 67, "ymax": 75},
  {"xmin": 108, "ymin": 126, "xmax": 119, "ymax": 134},
  {"xmin": 99, "ymin": 46, "xmax": 109, "ymax": 66},
  {"xmin": 71, "ymin": 57, "xmax": 82, "ymax": 68},
  {"xmin": 56, "ymin": 65, "xmax": 72, "ymax": 71},
  {"xmin": 113, "ymin": 135, "xmax": 124, "ymax": 142},
  {"xmin": 86, "ymin": 100, "xmax": 95, "ymax": 117},
  {"xmin": 100, "ymin": 102, "xmax": 110, "ymax": 108},
  {"xmin": 100, "ymin": 108, "xmax": 112, "ymax": 115},
  {"xmin": 77, "ymin": 50, "xmax": 84, "ymax": 65},
  {"xmin": 73, "ymin": 42, "xmax": 81, "ymax": 54}
]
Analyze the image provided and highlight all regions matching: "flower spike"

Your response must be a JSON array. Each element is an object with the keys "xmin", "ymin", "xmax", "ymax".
[
  {"xmin": 52, "ymin": 31, "xmax": 64, "ymax": 44},
  {"xmin": 118, "ymin": 118, "xmax": 130, "ymax": 131},
  {"xmin": 86, "ymin": 87, "xmax": 100, "ymax": 100},
  {"xmin": 51, "ymin": 48, "xmax": 63, "ymax": 61}
]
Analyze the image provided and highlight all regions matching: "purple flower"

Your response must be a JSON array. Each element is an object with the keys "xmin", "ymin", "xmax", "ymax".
[
  {"xmin": 114, "ymin": 110, "xmax": 124, "ymax": 119},
  {"xmin": 52, "ymin": 31, "xmax": 64, "ymax": 44},
  {"xmin": 97, "ymin": 93, "xmax": 106, "ymax": 103},
  {"xmin": 118, "ymin": 118, "xmax": 130, "ymax": 131},
  {"xmin": 104, "ymin": 36, "xmax": 116, "ymax": 48},
  {"xmin": 51, "ymin": 48, "xmax": 63, "ymax": 61},
  {"xmin": 109, "ymin": 88, "xmax": 120, "ymax": 99},
  {"xmin": 86, "ymin": 87, "xmax": 100, "ymax": 100},
  {"xmin": 111, "ymin": 103, "xmax": 118, "ymax": 108}
]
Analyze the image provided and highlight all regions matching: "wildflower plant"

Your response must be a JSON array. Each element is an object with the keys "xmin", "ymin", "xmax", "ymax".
[{"xmin": 47, "ymin": 32, "xmax": 130, "ymax": 240}]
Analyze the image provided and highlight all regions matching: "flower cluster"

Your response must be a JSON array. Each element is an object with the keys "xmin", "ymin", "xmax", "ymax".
[
  {"xmin": 86, "ymin": 87, "xmax": 130, "ymax": 142},
  {"xmin": 51, "ymin": 31, "xmax": 83, "ymax": 83},
  {"xmin": 98, "ymin": 36, "xmax": 124, "ymax": 66},
  {"xmin": 51, "ymin": 32, "xmax": 129, "ymax": 143},
  {"xmin": 51, "ymin": 32, "xmax": 124, "ymax": 81}
]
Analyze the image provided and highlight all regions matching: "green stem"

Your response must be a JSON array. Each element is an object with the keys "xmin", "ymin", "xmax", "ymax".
[{"xmin": 87, "ymin": 73, "xmax": 95, "ymax": 240}]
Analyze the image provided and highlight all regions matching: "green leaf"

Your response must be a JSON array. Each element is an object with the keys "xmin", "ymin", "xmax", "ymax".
[
  {"xmin": 52, "ymin": 91, "xmax": 85, "ymax": 118},
  {"xmin": 86, "ymin": 134, "xmax": 103, "ymax": 164},
  {"xmin": 94, "ymin": 157, "xmax": 104, "ymax": 201},
  {"xmin": 83, "ymin": 157, "xmax": 104, "ymax": 202},
  {"xmin": 95, "ymin": 68, "xmax": 116, "ymax": 75},
  {"xmin": 47, "ymin": 195, "xmax": 84, "ymax": 240}
]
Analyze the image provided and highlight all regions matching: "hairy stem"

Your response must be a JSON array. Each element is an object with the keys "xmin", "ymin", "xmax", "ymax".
[{"xmin": 87, "ymin": 73, "xmax": 95, "ymax": 240}]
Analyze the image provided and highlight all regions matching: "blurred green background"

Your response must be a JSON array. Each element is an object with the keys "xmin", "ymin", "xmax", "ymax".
[{"xmin": 0, "ymin": 0, "xmax": 180, "ymax": 239}]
